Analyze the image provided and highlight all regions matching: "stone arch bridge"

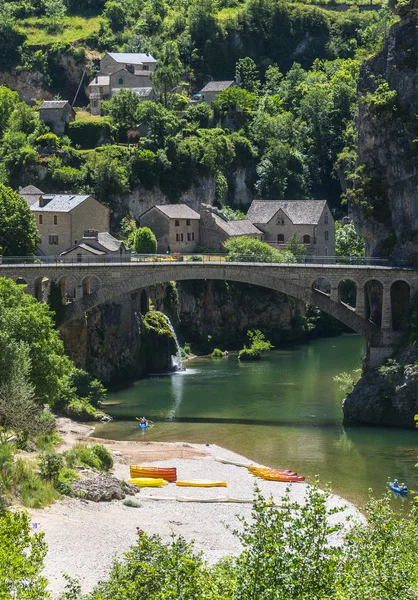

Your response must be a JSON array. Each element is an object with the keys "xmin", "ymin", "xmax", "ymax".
[{"xmin": 2, "ymin": 260, "xmax": 416, "ymax": 367}]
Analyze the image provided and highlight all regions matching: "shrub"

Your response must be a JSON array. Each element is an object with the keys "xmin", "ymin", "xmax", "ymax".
[
  {"xmin": 238, "ymin": 348, "xmax": 260, "ymax": 361},
  {"xmin": 67, "ymin": 119, "xmax": 111, "ymax": 149},
  {"xmin": 224, "ymin": 236, "xmax": 295, "ymax": 263},
  {"xmin": 39, "ymin": 451, "xmax": 64, "ymax": 484},
  {"xmin": 65, "ymin": 443, "xmax": 113, "ymax": 471},
  {"xmin": 35, "ymin": 133, "xmax": 61, "ymax": 149},
  {"xmin": 129, "ymin": 227, "xmax": 158, "ymax": 254},
  {"xmin": 211, "ymin": 348, "xmax": 224, "ymax": 358},
  {"xmin": 13, "ymin": 458, "xmax": 58, "ymax": 508},
  {"xmin": 123, "ymin": 498, "xmax": 141, "ymax": 508}
]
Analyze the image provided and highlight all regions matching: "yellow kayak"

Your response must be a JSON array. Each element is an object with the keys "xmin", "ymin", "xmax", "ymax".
[
  {"xmin": 128, "ymin": 478, "xmax": 168, "ymax": 487},
  {"xmin": 175, "ymin": 480, "xmax": 227, "ymax": 488}
]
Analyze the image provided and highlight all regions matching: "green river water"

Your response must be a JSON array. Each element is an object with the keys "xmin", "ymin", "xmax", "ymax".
[{"xmin": 94, "ymin": 335, "xmax": 418, "ymax": 509}]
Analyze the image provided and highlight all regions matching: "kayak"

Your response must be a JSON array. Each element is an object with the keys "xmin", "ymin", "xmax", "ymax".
[
  {"xmin": 128, "ymin": 478, "xmax": 169, "ymax": 487},
  {"xmin": 176, "ymin": 480, "xmax": 228, "ymax": 488},
  {"xmin": 390, "ymin": 482, "xmax": 408, "ymax": 495},
  {"xmin": 130, "ymin": 466, "xmax": 177, "ymax": 482},
  {"xmin": 248, "ymin": 466, "xmax": 297, "ymax": 476},
  {"xmin": 258, "ymin": 475, "xmax": 305, "ymax": 483},
  {"xmin": 139, "ymin": 423, "xmax": 149, "ymax": 429}
]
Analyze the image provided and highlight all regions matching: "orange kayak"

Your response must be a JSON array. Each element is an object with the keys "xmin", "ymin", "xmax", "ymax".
[
  {"xmin": 258, "ymin": 474, "xmax": 305, "ymax": 482},
  {"xmin": 130, "ymin": 466, "xmax": 177, "ymax": 482}
]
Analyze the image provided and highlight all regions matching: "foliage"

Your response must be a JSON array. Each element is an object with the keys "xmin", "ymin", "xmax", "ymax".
[
  {"xmin": 0, "ymin": 184, "xmax": 39, "ymax": 255},
  {"xmin": 211, "ymin": 348, "xmax": 224, "ymax": 357},
  {"xmin": 39, "ymin": 451, "xmax": 64, "ymax": 484},
  {"xmin": 224, "ymin": 236, "xmax": 295, "ymax": 263},
  {"xmin": 129, "ymin": 227, "xmax": 158, "ymax": 254},
  {"xmin": 235, "ymin": 57, "xmax": 260, "ymax": 94},
  {"xmin": 362, "ymin": 79, "xmax": 397, "ymax": 114},
  {"xmin": 286, "ymin": 231, "xmax": 306, "ymax": 260},
  {"xmin": 67, "ymin": 120, "xmax": 111, "ymax": 149},
  {"xmin": 107, "ymin": 89, "xmax": 140, "ymax": 139},
  {"xmin": 333, "ymin": 368, "xmax": 361, "ymax": 395},
  {"xmin": 83, "ymin": 146, "xmax": 130, "ymax": 202},
  {"xmin": 65, "ymin": 443, "xmax": 113, "ymax": 471},
  {"xmin": 152, "ymin": 41, "xmax": 183, "ymax": 108},
  {"xmin": 0, "ymin": 510, "xmax": 50, "ymax": 599},
  {"xmin": 239, "ymin": 329, "xmax": 273, "ymax": 360},
  {"xmin": 335, "ymin": 220, "xmax": 365, "ymax": 258},
  {"xmin": 123, "ymin": 498, "xmax": 142, "ymax": 508}
]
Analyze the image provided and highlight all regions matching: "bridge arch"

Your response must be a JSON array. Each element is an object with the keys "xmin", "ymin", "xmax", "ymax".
[
  {"xmin": 364, "ymin": 279, "xmax": 383, "ymax": 327},
  {"xmin": 62, "ymin": 264, "xmax": 378, "ymax": 341},
  {"xmin": 391, "ymin": 280, "xmax": 410, "ymax": 331},
  {"xmin": 338, "ymin": 278, "xmax": 357, "ymax": 309},
  {"xmin": 82, "ymin": 275, "xmax": 102, "ymax": 296}
]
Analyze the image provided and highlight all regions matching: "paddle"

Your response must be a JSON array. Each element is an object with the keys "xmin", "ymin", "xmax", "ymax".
[{"xmin": 135, "ymin": 417, "xmax": 154, "ymax": 423}]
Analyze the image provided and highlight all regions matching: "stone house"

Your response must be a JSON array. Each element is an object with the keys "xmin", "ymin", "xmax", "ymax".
[
  {"xmin": 22, "ymin": 189, "xmax": 110, "ymax": 255},
  {"xmin": 140, "ymin": 204, "xmax": 200, "ymax": 253},
  {"xmin": 87, "ymin": 52, "xmax": 157, "ymax": 116},
  {"xmin": 197, "ymin": 81, "xmax": 235, "ymax": 103},
  {"xmin": 246, "ymin": 200, "xmax": 335, "ymax": 257},
  {"xmin": 18, "ymin": 185, "xmax": 43, "ymax": 206},
  {"xmin": 199, "ymin": 204, "xmax": 263, "ymax": 250},
  {"xmin": 39, "ymin": 101, "xmax": 75, "ymax": 135},
  {"xmin": 60, "ymin": 229, "xmax": 130, "ymax": 262}
]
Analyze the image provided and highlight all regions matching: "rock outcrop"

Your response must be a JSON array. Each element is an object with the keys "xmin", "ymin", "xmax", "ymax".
[
  {"xmin": 343, "ymin": 345, "xmax": 418, "ymax": 428},
  {"xmin": 351, "ymin": 12, "xmax": 418, "ymax": 263},
  {"xmin": 72, "ymin": 472, "xmax": 138, "ymax": 502}
]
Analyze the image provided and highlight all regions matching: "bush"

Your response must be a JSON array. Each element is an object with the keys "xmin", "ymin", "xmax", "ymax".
[
  {"xmin": 67, "ymin": 119, "xmax": 111, "ymax": 149},
  {"xmin": 129, "ymin": 227, "xmax": 158, "ymax": 254},
  {"xmin": 224, "ymin": 236, "xmax": 295, "ymax": 263},
  {"xmin": 211, "ymin": 348, "xmax": 224, "ymax": 358},
  {"xmin": 39, "ymin": 451, "xmax": 64, "ymax": 484},
  {"xmin": 123, "ymin": 498, "xmax": 141, "ymax": 508},
  {"xmin": 13, "ymin": 458, "xmax": 58, "ymax": 508},
  {"xmin": 238, "ymin": 348, "xmax": 260, "ymax": 361},
  {"xmin": 65, "ymin": 443, "xmax": 113, "ymax": 471}
]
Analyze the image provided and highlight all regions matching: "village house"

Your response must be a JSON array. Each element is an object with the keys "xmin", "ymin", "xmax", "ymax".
[
  {"xmin": 87, "ymin": 52, "xmax": 157, "ymax": 116},
  {"xmin": 196, "ymin": 81, "xmax": 235, "ymax": 103},
  {"xmin": 246, "ymin": 200, "xmax": 335, "ymax": 257},
  {"xmin": 20, "ymin": 189, "xmax": 110, "ymax": 255},
  {"xmin": 18, "ymin": 185, "xmax": 43, "ymax": 206},
  {"xmin": 199, "ymin": 204, "xmax": 263, "ymax": 250},
  {"xmin": 60, "ymin": 229, "xmax": 130, "ymax": 262},
  {"xmin": 39, "ymin": 101, "xmax": 75, "ymax": 135},
  {"xmin": 139, "ymin": 204, "xmax": 200, "ymax": 253}
]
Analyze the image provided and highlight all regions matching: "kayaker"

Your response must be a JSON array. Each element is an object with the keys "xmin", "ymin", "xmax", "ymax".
[
  {"xmin": 140, "ymin": 417, "xmax": 148, "ymax": 426},
  {"xmin": 400, "ymin": 483, "xmax": 408, "ymax": 492},
  {"xmin": 393, "ymin": 479, "xmax": 399, "ymax": 488}
]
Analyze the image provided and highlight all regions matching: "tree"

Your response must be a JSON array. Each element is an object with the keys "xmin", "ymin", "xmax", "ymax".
[
  {"xmin": 129, "ymin": 227, "xmax": 157, "ymax": 254},
  {"xmin": 103, "ymin": 0, "xmax": 126, "ymax": 31},
  {"xmin": 136, "ymin": 102, "xmax": 179, "ymax": 145},
  {"xmin": 335, "ymin": 220, "xmax": 365, "ymax": 258},
  {"xmin": 0, "ymin": 86, "xmax": 19, "ymax": 137},
  {"xmin": 0, "ymin": 510, "xmax": 50, "ymax": 599},
  {"xmin": 263, "ymin": 65, "xmax": 283, "ymax": 95},
  {"xmin": 44, "ymin": 0, "xmax": 67, "ymax": 33},
  {"xmin": 84, "ymin": 147, "xmax": 130, "ymax": 202},
  {"xmin": 152, "ymin": 41, "xmax": 183, "ymax": 108},
  {"xmin": 235, "ymin": 57, "xmax": 260, "ymax": 94},
  {"xmin": 108, "ymin": 89, "xmax": 141, "ymax": 139},
  {"xmin": 0, "ymin": 185, "xmax": 39, "ymax": 255},
  {"xmin": 286, "ymin": 231, "xmax": 306, "ymax": 260}
]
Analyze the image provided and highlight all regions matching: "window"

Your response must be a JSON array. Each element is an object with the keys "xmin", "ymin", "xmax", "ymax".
[
  {"xmin": 92, "ymin": 100, "xmax": 98, "ymax": 108},
  {"xmin": 325, "ymin": 247, "xmax": 328, "ymax": 257},
  {"xmin": 187, "ymin": 232, "xmax": 195, "ymax": 241},
  {"xmin": 39, "ymin": 215, "xmax": 43, "ymax": 225},
  {"xmin": 99, "ymin": 86, "xmax": 103, "ymax": 94},
  {"xmin": 53, "ymin": 215, "xmax": 58, "ymax": 225},
  {"xmin": 49, "ymin": 235, "xmax": 58, "ymax": 245},
  {"xmin": 176, "ymin": 233, "xmax": 184, "ymax": 242},
  {"xmin": 277, "ymin": 234, "xmax": 284, "ymax": 243},
  {"xmin": 186, "ymin": 219, "xmax": 191, "ymax": 226},
  {"xmin": 77, "ymin": 253, "xmax": 82, "ymax": 263},
  {"xmin": 325, "ymin": 231, "xmax": 329, "ymax": 241},
  {"xmin": 303, "ymin": 234, "xmax": 311, "ymax": 244},
  {"xmin": 175, "ymin": 219, "xmax": 180, "ymax": 227},
  {"xmin": 324, "ymin": 213, "xmax": 329, "ymax": 224},
  {"xmin": 118, "ymin": 77, "xmax": 124, "ymax": 85},
  {"xmin": 143, "ymin": 65, "xmax": 149, "ymax": 71},
  {"xmin": 277, "ymin": 217, "xmax": 285, "ymax": 225}
]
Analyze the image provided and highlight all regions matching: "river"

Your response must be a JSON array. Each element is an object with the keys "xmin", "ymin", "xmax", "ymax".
[{"xmin": 94, "ymin": 335, "xmax": 418, "ymax": 508}]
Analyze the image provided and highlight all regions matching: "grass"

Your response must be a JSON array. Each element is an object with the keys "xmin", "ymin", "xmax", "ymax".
[
  {"xmin": 13, "ymin": 458, "xmax": 59, "ymax": 508},
  {"xmin": 17, "ymin": 16, "xmax": 102, "ymax": 46},
  {"xmin": 75, "ymin": 110, "xmax": 106, "ymax": 123}
]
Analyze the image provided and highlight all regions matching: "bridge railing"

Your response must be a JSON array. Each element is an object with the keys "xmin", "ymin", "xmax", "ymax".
[{"xmin": 0, "ymin": 254, "xmax": 395, "ymax": 267}]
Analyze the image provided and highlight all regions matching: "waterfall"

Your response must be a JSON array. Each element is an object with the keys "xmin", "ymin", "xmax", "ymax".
[{"xmin": 166, "ymin": 318, "xmax": 185, "ymax": 372}]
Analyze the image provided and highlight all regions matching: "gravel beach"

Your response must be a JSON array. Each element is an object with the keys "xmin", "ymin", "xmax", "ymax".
[{"xmin": 30, "ymin": 421, "xmax": 363, "ymax": 598}]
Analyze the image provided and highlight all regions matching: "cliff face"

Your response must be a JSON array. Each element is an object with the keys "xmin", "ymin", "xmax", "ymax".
[
  {"xmin": 352, "ymin": 13, "xmax": 418, "ymax": 263},
  {"xmin": 343, "ymin": 10, "xmax": 418, "ymax": 426}
]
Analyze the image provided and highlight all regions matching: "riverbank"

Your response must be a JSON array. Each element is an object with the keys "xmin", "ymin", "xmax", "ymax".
[{"xmin": 30, "ymin": 419, "xmax": 363, "ymax": 598}]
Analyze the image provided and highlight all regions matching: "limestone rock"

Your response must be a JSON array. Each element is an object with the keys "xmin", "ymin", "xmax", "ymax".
[{"xmin": 72, "ymin": 472, "xmax": 136, "ymax": 502}]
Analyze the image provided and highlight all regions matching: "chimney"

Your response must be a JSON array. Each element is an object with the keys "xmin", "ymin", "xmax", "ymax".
[
  {"xmin": 95, "ymin": 75, "xmax": 98, "ymax": 83},
  {"xmin": 127, "ymin": 64, "xmax": 134, "ymax": 73},
  {"xmin": 39, "ymin": 194, "xmax": 54, "ymax": 207},
  {"xmin": 84, "ymin": 229, "xmax": 99, "ymax": 240}
]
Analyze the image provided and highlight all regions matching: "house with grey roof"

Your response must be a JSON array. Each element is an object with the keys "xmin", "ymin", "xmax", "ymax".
[
  {"xmin": 197, "ymin": 81, "xmax": 235, "ymax": 103},
  {"xmin": 140, "ymin": 204, "xmax": 200, "ymax": 253},
  {"xmin": 21, "ymin": 188, "xmax": 110, "ymax": 255},
  {"xmin": 60, "ymin": 229, "xmax": 130, "ymax": 262},
  {"xmin": 87, "ymin": 52, "xmax": 157, "ymax": 115},
  {"xmin": 247, "ymin": 200, "xmax": 335, "ymax": 258},
  {"xmin": 199, "ymin": 204, "xmax": 263, "ymax": 250},
  {"xmin": 18, "ymin": 185, "xmax": 43, "ymax": 206},
  {"xmin": 39, "ymin": 101, "xmax": 75, "ymax": 135}
]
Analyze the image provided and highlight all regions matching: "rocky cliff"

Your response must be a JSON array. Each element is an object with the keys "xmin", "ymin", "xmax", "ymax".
[
  {"xmin": 351, "ymin": 10, "xmax": 418, "ymax": 263},
  {"xmin": 343, "ymin": 7, "xmax": 418, "ymax": 426}
]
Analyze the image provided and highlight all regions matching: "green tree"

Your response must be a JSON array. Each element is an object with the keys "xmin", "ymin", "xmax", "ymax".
[
  {"xmin": 0, "ymin": 510, "xmax": 50, "ymax": 599},
  {"xmin": 286, "ymin": 231, "xmax": 306, "ymax": 260},
  {"xmin": 136, "ymin": 102, "xmax": 179, "ymax": 145},
  {"xmin": 152, "ymin": 41, "xmax": 183, "ymax": 108},
  {"xmin": 103, "ymin": 0, "xmax": 126, "ymax": 31},
  {"xmin": 108, "ymin": 89, "xmax": 141, "ymax": 139},
  {"xmin": 44, "ymin": 0, "xmax": 67, "ymax": 33},
  {"xmin": 0, "ymin": 86, "xmax": 20, "ymax": 137},
  {"xmin": 235, "ymin": 56, "xmax": 260, "ymax": 94},
  {"xmin": 0, "ymin": 184, "xmax": 39, "ymax": 255},
  {"xmin": 335, "ymin": 220, "xmax": 365, "ymax": 258},
  {"xmin": 84, "ymin": 147, "xmax": 130, "ymax": 202},
  {"xmin": 129, "ymin": 227, "xmax": 157, "ymax": 254}
]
